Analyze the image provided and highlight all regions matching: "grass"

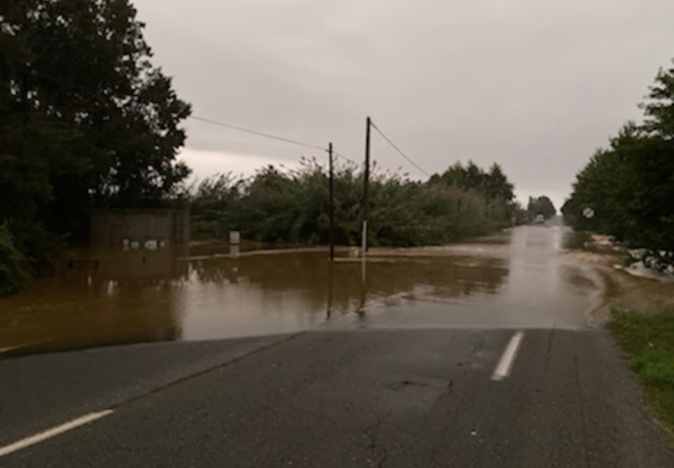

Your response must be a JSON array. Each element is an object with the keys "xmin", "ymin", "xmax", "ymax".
[{"xmin": 609, "ymin": 308, "xmax": 674, "ymax": 436}]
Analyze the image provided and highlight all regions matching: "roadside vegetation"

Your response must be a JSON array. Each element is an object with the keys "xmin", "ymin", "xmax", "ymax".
[
  {"xmin": 609, "ymin": 308, "xmax": 674, "ymax": 437},
  {"xmin": 191, "ymin": 159, "xmax": 525, "ymax": 247},
  {"xmin": 0, "ymin": 223, "xmax": 30, "ymax": 295},
  {"xmin": 562, "ymin": 59, "xmax": 674, "ymax": 255},
  {"xmin": 0, "ymin": 0, "xmax": 191, "ymax": 294}
]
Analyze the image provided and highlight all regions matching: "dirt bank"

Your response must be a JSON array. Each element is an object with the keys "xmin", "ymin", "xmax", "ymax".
[{"xmin": 565, "ymin": 235, "xmax": 674, "ymax": 320}]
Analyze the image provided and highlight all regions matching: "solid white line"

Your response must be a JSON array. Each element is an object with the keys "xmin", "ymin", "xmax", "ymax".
[
  {"xmin": 0, "ymin": 410, "xmax": 114, "ymax": 458},
  {"xmin": 491, "ymin": 332, "xmax": 525, "ymax": 381}
]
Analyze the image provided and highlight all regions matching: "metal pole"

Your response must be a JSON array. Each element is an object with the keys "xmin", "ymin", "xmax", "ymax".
[
  {"xmin": 362, "ymin": 117, "xmax": 371, "ymax": 255},
  {"xmin": 329, "ymin": 142, "xmax": 335, "ymax": 261}
]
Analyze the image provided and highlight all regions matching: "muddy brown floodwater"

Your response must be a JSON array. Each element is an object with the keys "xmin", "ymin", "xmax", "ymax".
[{"xmin": 0, "ymin": 226, "xmax": 605, "ymax": 356}]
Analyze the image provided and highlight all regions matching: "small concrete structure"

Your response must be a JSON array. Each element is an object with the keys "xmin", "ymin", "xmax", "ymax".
[{"xmin": 91, "ymin": 208, "xmax": 189, "ymax": 249}]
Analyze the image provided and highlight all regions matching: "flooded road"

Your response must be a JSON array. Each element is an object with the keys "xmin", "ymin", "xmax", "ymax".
[{"xmin": 0, "ymin": 226, "xmax": 603, "ymax": 355}]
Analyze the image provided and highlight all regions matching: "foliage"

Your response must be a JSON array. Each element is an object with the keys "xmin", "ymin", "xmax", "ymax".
[
  {"xmin": 0, "ymin": 0, "xmax": 191, "ymax": 291},
  {"xmin": 609, "ymin": 308, "xmax": 674, "ymax": 436},
  {"xmin": 190, "ymin": 158, "xmax": 519, "ymax": 247},
  {"xmin": 0, "ymin": 223, "xmax": 30, "ymax": 296},
  {"xmin": 190, "ymin": 173, "xmax": 243, "ymax": 241},
  {"xmin": 562, "ymin": 60, "xmax": 674, "ymax": 250},
  {"xmin": 7, "ymin": 220, "xmax": 60, "ymax": 277},
  {"xmin": 428, "ymin": 160, "xmax": 515, "ymax": 202},
  {"xmin": 527, "ymin": 196, "xmax": 556, "ymax": 221}
]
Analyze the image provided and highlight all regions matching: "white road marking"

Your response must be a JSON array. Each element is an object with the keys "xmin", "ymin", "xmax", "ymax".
[
  {"xmin": 0, "ymin": 410, "xmax": 114, "ymax": 458},
  {"xmin": 491, "ymin": 331, "xmax": 525, "ymax": 381}
]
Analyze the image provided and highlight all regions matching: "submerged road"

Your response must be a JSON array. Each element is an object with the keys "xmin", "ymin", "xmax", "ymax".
[{"xmin": 1, "ymin": 226, "xmax": 673, "ymax": 467}]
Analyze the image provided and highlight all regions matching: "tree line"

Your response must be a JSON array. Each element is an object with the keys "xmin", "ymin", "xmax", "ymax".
[
  {"xmin": 190, "ymin": 159, "xmax": 523, "ymax": 247},
  {"xmin": 562, "ymin": 60, "xmax": 674, "ymax": 251}
]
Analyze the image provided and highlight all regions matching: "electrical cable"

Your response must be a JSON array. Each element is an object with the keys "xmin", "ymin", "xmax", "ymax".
[
  {"xmin": 190, "ymin": 115, "xmax": 358, "ymax": 165},
  {"xmin": 370, "ymin": 120, "xmax": 430, "ymax": 176}
]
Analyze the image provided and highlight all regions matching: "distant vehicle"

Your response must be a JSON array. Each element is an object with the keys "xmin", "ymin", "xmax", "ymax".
[{"xmin": 533, "ymin": 214, "xmax": 545, "ymax": 224}]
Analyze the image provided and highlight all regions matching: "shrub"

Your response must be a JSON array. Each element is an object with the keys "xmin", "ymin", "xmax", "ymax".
[
  {"xmin": 0, "ymin": 223, "xmax": 31, "ymax": 296},
  {"xmin": 190, "ymin": 159, "xmax": 516, "ymax": 247}
]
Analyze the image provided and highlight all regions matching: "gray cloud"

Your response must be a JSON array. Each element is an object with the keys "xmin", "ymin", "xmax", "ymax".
[{"xmin": 134, "ymin": 0, "xmax": 674, "ymax": 208}]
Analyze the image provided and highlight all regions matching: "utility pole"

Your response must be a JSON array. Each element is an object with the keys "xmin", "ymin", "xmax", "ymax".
[
  {"xmin": 362, "ymin": 117, "xmax": 372, "ymax": 255},
  {"xmin": 328, "ymin": 142, "xmax": 335, "ymax": 261}
]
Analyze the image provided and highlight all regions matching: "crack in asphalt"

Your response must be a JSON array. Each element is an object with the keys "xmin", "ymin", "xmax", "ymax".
[
  {"xmin": 363, "ymin": 418, "xmax": 389, "ymax": 467},
  {"xmin": 386, "ymin": 379, "xmax": 430, "ymax": 391}
]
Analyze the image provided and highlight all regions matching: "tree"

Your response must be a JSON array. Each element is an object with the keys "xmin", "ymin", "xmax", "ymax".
[
  {"xmin": 642, "ymin": 62, "xmax": 674, "ymax": 139},
  {"xmin": 527, "ymin": 196, "xmax": 556, "ymax": 220},
  {"xmin": 0, "ymin": 0, "xmax": 191, "ymax": 285},
  {"xmin": 429, "ymin": 160, "xmax": 514, "ymax": 201},
  {"xmin": 485, "ymin": 163, "xmax": 514, "ymax": 202},
  {"xmin": 29, "ymin": 0, "xmax": 192, "ymax": 210},
  {"xmin": 0, "ymin": 0, "xmax": 191, "ymax": 241},
  {"xmin": 563, "ymin": 59, "xmax": 674, "ymax": 249},
  {"xmin": 428, "ymin": 160, "xmax": 518, "ymax": 227}
]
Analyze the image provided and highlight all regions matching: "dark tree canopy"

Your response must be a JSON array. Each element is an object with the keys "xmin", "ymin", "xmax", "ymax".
[
  {"xmin": 527, "ymin": 196, "xmax": 556, "ymax": 220},
  {"xmin": 0, "ymin": 0, "xmax": 191, "ymax": 241},
  {"xmin": 563, "ymin": 60, "xmax": 674, "ymax": 250},
  {"xmin": 428, "ymin": 161, "xmax": 515, "ymax": 202}
]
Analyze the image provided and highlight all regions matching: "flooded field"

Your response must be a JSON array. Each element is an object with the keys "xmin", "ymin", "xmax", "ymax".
[{"xmin": 0, "ymin": 226, "xmax": 604, "ymax": 355}]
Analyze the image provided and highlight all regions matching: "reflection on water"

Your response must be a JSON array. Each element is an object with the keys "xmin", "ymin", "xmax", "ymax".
[
  {"xmin": 327, "ymin": 226, "xmax": 601, "ymax": 331},
  {"xmin": 0, "ymin": 227, "xmax": 599, "ymax": 355},
  {"xmin": 0, "ymin": 250, "xmax": 187, "ymax": 355}
]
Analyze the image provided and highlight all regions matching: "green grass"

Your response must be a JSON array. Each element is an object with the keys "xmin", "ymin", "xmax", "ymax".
[{"xmin": 609, "ymin": 308, "xmax": 674, "ymax": 436}]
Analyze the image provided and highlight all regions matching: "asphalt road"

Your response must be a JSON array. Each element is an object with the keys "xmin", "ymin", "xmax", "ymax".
[{"xmin": 1, "ymin": 327, "xmax": 673, "ymax": 467}]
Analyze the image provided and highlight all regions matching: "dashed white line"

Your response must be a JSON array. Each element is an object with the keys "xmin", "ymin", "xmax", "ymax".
[
  {"xmin": 0, "ymin": 410, "xmax": 114, "ymax": 458},
  {"xmin": 491, "ymin": 331, "xmax": 525, "ymax": 381}
]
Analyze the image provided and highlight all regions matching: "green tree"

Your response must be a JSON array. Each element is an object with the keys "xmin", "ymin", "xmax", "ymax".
[
  {"xmin": 563, "ymin": 60, "xmax": 674, "ymax": 249},
  {"xmin": 1, "ymin": 0, "xmax": 191, "ymax": 224},
  {"xmin": 642, "ymin": 63, "xmax": 674, "ymax": 138},
  {"xmin": 527, "ymin": 196, "xmax": 556, "ymax": 220},
  {"xmin": 0, "ymin": 223, "xmax": 30, "ymax": 296},
  {"xmin": 190, "ymin": 173, "xmax": 243, "ymax": 240},
  {"xmin": 485, "ymin": 163, "xmax": 514, "ymax": 202},
  {"xmin": 0, "ymin": 0, "xmax": 191, "ymax": 282}
]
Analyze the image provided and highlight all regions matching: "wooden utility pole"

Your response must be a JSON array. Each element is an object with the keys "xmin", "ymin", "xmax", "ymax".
[
  {"xmin": 362, "ymin": 117, "xmax": 372, "ymax": 255},
  {"xmin": 329, "ymin": 142, "xmax": 335, "ymax": 261}
]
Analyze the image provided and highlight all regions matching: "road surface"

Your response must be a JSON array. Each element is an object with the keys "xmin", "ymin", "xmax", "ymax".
[{"xmin": 1, "ymin": 226, "xmax": 673, "ymax": 467}]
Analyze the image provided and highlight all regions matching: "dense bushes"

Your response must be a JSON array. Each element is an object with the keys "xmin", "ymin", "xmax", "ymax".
[
  {"xmin": 191, "ymin": 159, "xmax": 521, "ymax": 247},
  {"xmin": 563, "ymin": 60, "xmax": 674, "ymax": 251},
  {"xmin": 0, "ymin": 224, "xmax": 30, "ymax": 296}
]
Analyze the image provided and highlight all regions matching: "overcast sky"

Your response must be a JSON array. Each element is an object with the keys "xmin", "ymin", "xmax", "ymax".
[{"xmin": 134, "ymin": 0, "xmax": 674, "ymax": 210}]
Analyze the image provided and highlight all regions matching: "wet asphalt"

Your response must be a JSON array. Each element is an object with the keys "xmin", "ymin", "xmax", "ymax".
[
  {"xmin": 1, "ymin": 226, "xmax": 674, "ymax": 467},
  {"xmin": 2, "ymin": 329, "xmax": 673, "ymax": 467}
]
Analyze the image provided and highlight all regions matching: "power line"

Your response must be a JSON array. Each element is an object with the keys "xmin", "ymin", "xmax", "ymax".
[
  {"xmin": 190, "ymin": 115, "xmax": 324, "ymax": 151},
  {"xmin": 370, "ymin": 120, "xmax": 430, "ymax": 177},
  {"xmin": 189, "ymin": 115, "xmax": 358, "ymax": 165}
]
